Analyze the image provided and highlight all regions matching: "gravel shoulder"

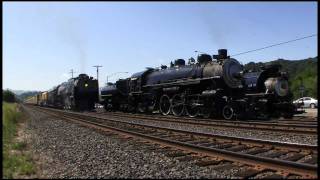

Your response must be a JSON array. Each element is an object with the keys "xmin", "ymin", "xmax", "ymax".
[{"xmin": 22, "ymin": 105, "xmax": 255, "ymax": 178}]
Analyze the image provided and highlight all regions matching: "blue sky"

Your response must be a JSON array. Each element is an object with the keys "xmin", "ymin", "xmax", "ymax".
[{"xmin": 3, "ymin": 2, "xmax": 317, "ymax": 91}]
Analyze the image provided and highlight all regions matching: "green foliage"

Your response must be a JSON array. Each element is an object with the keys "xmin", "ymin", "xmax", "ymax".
[
  {"xmin": 2, "ymin": 102, "xmax": 19, "ymax": 143},
  {"xmin": 244, "ymin": 57, "xmax": 317, "ymax": 99},
  {"xmin": 3, "ymin": 90, "xmax": 16, "ymax": 103},
  {"xmin": 3, "ymin": 153, "xmax": 35, "ymax": 178},
  {"xmin": 2, "ymin": 102, "xmax": 35, "ymax": 178},
  {"xmin": 12, "ymin": 142, "xmax": 27, "ymax": 150}
]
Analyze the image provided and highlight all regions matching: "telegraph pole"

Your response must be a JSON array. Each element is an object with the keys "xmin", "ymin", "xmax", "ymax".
[
  {"xmin": 93, "ymin": 65, "xmax": 103, "ymax": 103},
  {"xmin": 69, "ymin": 69, "xmax": 76, "ymax": 78},
  {"xmin": 93, "ymin": 65, "xmax": 103, "ymax": 81}
]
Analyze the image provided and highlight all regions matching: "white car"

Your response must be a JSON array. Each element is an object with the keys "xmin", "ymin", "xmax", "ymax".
[
  {"xmin": 293, "ymin": 97, "xmax": 318, "ymax": 108},
  {"xmin": 95, "ymin": 103, "xmax": 104, "ymax": 109}
]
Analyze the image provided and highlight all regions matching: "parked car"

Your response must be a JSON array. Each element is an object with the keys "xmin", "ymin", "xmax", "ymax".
[
  {"xmin": 95, "ymin": 103, "xmax": 104, "ymax": 109},
  {"xmin": 293, "ymin": 97, "xmax": 318, "ymax": 108}
]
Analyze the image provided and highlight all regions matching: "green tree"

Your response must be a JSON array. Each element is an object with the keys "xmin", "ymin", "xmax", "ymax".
[{"xmin": 3, "ymin": 89, "xmax": 16, "ymax": 102}]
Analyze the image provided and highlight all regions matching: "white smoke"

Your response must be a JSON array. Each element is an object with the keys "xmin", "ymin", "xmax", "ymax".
[
  {"xmin": 38, "ymin": 6, "xmax": 88, "ymax": 74},
  {"xmin": 55, "ymin": 15, "xmax": 87, "ymax": 74},
  {"xmin": 201, "ymin": 7, "xmax": 231, "ymax": 49}
]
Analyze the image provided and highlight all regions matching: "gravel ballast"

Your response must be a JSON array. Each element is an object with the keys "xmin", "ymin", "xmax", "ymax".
[
  {"xmin": 92, "ymin": 112, "xmax": 318, "ymax": 145},
  {"xmin": 23, "ymin": 106, "xmax": 253, "ymax": 178}
]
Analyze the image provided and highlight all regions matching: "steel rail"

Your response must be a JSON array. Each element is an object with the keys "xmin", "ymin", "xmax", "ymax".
[
  {"xmin": 108, "ymin": 110, "xmax": 317, "ymax": 122},
  {"xmin": 33, "ymin": 106, "xmax": 317, "ymax": 152},
  {"xmin": 59, "ymin": 109, "xmax": 319, "ymax": 152},
  {"xmin": 33, "ymin": 106, "xmax": 317, "ymax": 178},
  {"xmin": 92, "ymin": 111, "xmax": 317, "ymax": 135},
  {"xmin": 102, "ymin": 111, "xmax": 317, "ymax": 127}
]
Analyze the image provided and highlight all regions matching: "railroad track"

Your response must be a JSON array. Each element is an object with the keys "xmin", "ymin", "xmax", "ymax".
[
  {"xmin": 30, "ymin": 105, "xmax": 317, "ymax": 179},
  {"xmin": 88, "ymin": 111, "xmax": 317, "ymax": 135},
  {"xmin": 95, "ymin": 110, "xmax": 318, "ymax": 125}
]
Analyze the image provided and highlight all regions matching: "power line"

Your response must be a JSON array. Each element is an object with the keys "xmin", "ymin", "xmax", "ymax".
[{"xmin": 230, "ymin": 34, "xmax": 317, "ymax": 57}]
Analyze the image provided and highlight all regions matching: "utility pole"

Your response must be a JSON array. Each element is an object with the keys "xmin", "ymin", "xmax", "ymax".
[
  {"xmin": 93, "ymin": 65, "xmax": 103, "ymax": 103},
  {"xmin": 69, "ymin": 69, "xmax": 76, "ymax": 78},
  {"xmin": 93, "ymin": 65, "xmax": 103, "ymax": 81}
]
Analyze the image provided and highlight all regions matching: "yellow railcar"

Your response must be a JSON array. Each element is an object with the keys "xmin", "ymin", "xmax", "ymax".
[
  {"xmin": 39, "ymin": 91, "xmax": 48, "ymax": 106},
  {"xmin": 24, "ymin": 95, "xmax": 38, "ymax": 105}
]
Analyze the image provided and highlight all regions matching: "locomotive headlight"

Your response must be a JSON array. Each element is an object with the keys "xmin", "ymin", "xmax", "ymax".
[{"xmin": 85, "ymin": 83, "xmax": 88, "ymax": 87}]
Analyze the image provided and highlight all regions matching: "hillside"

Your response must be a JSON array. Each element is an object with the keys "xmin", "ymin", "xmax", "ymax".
[
  {"xmin": 9, "ymin": 89, "xmax": 28, "ymax": 95},
  {"xmin": 15, "ymin": 91, "xmax": 41, "ymax": 101},
  {"xmin": 244, "ymin": 57, "xmax": 317, "ymax": 99}
]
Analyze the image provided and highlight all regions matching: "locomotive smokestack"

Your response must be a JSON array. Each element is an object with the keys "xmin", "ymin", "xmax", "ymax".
[
  {"xmin": 218, "ymin": 49, "xmax": 228, "ymax": 59},
  {"xmin": 213, "ymin": 49, "xmax": 229, "ymax": 61}
]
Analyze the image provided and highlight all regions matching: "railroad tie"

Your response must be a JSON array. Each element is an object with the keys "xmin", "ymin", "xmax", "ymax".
[
  {"xmin": 260, "ymin": 174, "xmax": 284, "ymax": 179},
  {"xmin": 166, "ymin": 151, "xmax": 191, "ymax": 158},
  {"xmin": 175, "ymin": 155, "xmax": 196, "ymax": 162},
  {"xmin": 197, "ymin": 142, "xmax": 215, "ymax": 147},
  {"xmin": 234, "ymin": 168, "xmax": 261, "ymax": 179},
  {"xmin": 245, "ymin": 148, "xmax": 270, "ymax": 155},
  {"xmin": 211, "ymin": 143, "xmax": 233, "ymax": 149},
  {"xmin": 155, "ymin": 148, "xmax": 173, "ymax": 153},
  {"xmin": 282, "ymin": 153, "xmax": 305, "ymax": 161},
  {"xmin": 210, "ymin": 163, "xmax": 237, "ymax": 171},
  {"xmin": 195, "ymin": 159, "xmax": 221, "ymax": 167},
  {"xmin": 225, "ymin": 145, "xmax": 248, "ymax": 152},
  {"xmin": 263, "ymin": 151, "xmax": 287, "ymax": 158},
  {"xmin": 302, "ymin": 155, "xmax": 318, "ymax": 164},
  {"xmin": 188, "ymin": 140, "xmax": 211, "ymax": 145}
]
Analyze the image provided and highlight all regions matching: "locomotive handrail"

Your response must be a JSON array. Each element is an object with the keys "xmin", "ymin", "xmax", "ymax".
[{"xmin": 143, "ymin": 76, "xmax": 221, "ymax": 88}]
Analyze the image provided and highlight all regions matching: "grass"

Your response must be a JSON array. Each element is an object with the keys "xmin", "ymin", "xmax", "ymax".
[{"xmin": 3, "ymin": 102, "xmax": 35, "ymax": 178}]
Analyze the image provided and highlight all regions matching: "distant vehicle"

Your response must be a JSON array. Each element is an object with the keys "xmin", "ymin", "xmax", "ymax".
[
  {"xmin": 293, "ymin": 97, "xmax": 318, "ymax": 108},
  {"xmin": 95, "ymin": 104, "xmax": 104, "ymax": 108}
]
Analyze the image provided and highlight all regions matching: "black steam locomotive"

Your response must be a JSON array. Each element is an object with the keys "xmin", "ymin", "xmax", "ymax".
[
  {"xmin": 45, "ymin": 74, "xmax": 99, "ymax": 111},
  {"xmin": 101, "ymin": 49, "xmax": 301, "ymax": 120}
]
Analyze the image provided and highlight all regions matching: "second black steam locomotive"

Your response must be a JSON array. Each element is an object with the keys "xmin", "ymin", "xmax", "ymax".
[
  {"xmin": 101, "ymin": 49, "xmax": 300, "ymax": 120},
  {"xmin": 32, "ymin": 74, "xmax": 99, "ymax": 111}
]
